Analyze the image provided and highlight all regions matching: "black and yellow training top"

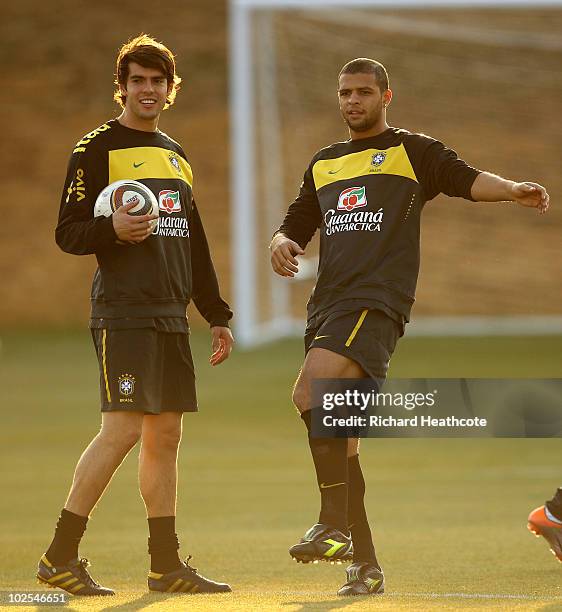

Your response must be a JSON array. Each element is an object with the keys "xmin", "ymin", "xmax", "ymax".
[
  {"xmin": 56, "ymin": 119, "xmax": 232, "ymax": 328},
  {"xmin": 277, "ymin": 127, "xmax": 481, "ymax": 326}
]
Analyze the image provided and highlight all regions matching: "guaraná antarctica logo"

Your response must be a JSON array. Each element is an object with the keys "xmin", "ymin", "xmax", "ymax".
[
  {"xmin": 153, "ymin": 190, "xmax": 189, "ymax": 238},
  {"xmin": 337, "ymin": 186, "xmax": 368, "ymax": 212},
  {"xmin": 325, "ymin": 186, "xmax": 383, "ymax": 236},
  {"xmin": 158, "ymin": 190, "xmax": 182, "ymax": 214}
]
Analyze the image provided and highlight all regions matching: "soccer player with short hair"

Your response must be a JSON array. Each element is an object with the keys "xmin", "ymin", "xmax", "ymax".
[
  {"xmin": 270, "ymin": 58, "xmax": 549, "ymax": 596},
  {"xmin": 37, "ymin": 34, "xmax": 233, "ymax": 596}
]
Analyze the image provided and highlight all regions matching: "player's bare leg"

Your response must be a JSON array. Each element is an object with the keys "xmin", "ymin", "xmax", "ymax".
[
  {"xmin": 39, "ymin": 411, "xmax": 143, "ymax": 596},
  {"xmin": 140, "ymin": 412, "xmax": 231, "ymax": 594},
  {"xmin": 292, "ymin": 347, "xmax": 366, "ymax": 414},
  {"xmin": 65, "ymin": 411, "xmax": 144, "ymax": 516},
  {"xmin": 139, "ymin": 412, "xmax": 183, "ymax": 518},
  {"xmin": 138, "ymin": 412, "xmax": 183, "ymax": 573}
]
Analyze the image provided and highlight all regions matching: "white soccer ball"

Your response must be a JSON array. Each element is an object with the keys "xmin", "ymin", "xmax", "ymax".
[{"xmin": 94, "ymin": 180, "xmax": 159, "ymax": 229}]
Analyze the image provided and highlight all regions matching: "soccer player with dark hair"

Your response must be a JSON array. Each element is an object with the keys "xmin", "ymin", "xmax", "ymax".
[
  {"xmin": 270, "ymin": 57, "xmax": 549, "ymax": 596},
  {"xmin": 528, "ymin": 488, "xmax": 562, "ymax": 563},
  {"xmin": 37, "ymin": 34, "xmax": 233, "ymax": 596}
]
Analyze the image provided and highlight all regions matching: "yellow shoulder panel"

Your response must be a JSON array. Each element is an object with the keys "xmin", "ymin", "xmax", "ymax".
[
  {"xmin": 108, "ymin": 147, "xmax": 193, "ymax": 187},
  {"xmin": 312, "ymin": 143, "xmax": 417, "ymax": 190}
]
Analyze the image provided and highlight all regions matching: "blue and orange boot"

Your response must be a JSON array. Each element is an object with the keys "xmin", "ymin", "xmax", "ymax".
[{"xmin": 527, "ymin": 505, "xmax": 562, "ymax": 563}]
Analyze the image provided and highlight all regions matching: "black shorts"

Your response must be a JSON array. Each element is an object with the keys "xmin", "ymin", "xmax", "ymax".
[
  {"xmin": 91, "ymin": 328, "xmax": 197, "ymax": 414},
  {"xmin": 304, "ymin": 308, "xmax": 402, "ymax": 380}
]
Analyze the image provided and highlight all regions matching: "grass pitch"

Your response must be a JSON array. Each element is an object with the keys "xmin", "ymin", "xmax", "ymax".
[{"xmin": 1, "ymin": 330, "xmax": 561, "ymax": 611}]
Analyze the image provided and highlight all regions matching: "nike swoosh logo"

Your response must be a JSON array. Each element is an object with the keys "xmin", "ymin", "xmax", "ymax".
[
  {"xmin": 320, "ymin": 482, "xmax": 345, "ymax": 489},
  {"xmin": 314, "ymin": 334, "xmax": 331, "ymax": 341},
  {"xmin": 328, "ymin": 168, "xmax": 343, "ymax": 174},
  {"xmin": 133, "ymin": 162, "xmax": 145, "ymax": 168}
]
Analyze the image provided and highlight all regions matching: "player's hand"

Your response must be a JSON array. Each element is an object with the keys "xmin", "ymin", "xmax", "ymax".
[
  {"xmin": 510, "ymin": 182, "xmax": 549, "ymax": 215},
  {"xmin": 270, "ymin": 233, "xmax": 305, "ymax": 277},
  {"xmin": 210, "ymin": 326, "xmax": 234, "ymax": 366},
  {"xmin": 112, "ymin": 202, "xmax": 159, "ymax": 243}
]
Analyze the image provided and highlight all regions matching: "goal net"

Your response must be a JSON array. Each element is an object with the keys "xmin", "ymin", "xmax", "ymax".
[{"xmin": 229, "ymin": 0, "xmax": 562, "ymax": 346}]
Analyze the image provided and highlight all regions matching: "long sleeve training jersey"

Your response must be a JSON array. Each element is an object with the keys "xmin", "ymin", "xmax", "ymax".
[
  {"xmin": 277, "ymin": 127, "xmax": 480, "ymax": 325},
  {"xmin": 56, "ymin": 119, "xmax": 232, "ymax": 328}
]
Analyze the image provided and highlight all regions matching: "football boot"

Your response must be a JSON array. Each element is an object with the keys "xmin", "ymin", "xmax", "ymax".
[
  {"xmin": 37, "ymin": 555, "xmax": 114, "ymax": 596},
  {"xmin": 337, "ymin": 562, "xmax": 385, "ymax": 596},
  {"xmin": 528, "ymin": 505, "xmax": 562, "ymax": 563},
  {"xmin": 289, "ymin": 523, "xmax": 353, "ymax": 564},
  {"xmin": 148, "ymin": 556, "xmax": 231, "ymax": 594}
]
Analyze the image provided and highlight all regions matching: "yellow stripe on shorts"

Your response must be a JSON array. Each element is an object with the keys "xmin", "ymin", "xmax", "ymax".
[
  {"xmin": 102, "ymin": 329, "xmax": 112, "ymax": 403},
  {"xmin": 345, "ymin": 309, "xmax": 369, "ymax": 347}
]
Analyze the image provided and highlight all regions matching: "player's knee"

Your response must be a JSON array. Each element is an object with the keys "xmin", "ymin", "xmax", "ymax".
[
  {"xmin": 292, "ymin": 381, "xmax": 310, "ymax": 413},
  {"xmin": 159, "ymin": 427, "xmax": 182, "ymax": 451},
  {"xmin": 98, "ymin": 425, "xmax": 141, "ymax": 452},
  {"xmin": 142, "ymin": 425, "xmax": 182, "ymax": 453}
]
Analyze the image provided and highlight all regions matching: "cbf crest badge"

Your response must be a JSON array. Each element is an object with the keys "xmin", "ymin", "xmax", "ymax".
[
  {"xmin": 118, "ymin": 374, "xmax": 136, "ymax": 397},
  {"xmin": 168, "ymin": 152, "xmax": 182, "ymax": 175},
  {"xmin": 371, "ymin": 152, "xmax": 387, "ymax": 167}
]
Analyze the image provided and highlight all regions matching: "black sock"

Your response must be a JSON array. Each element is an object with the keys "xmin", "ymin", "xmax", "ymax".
[
  {"xmin": 148, "ymin": 516, "xmax": 182, "ymax": 574},
  {"xmin": 301, "ymin": 409, "xmax": 348, "ymax": 533},
  {"xmin": 546, "ymin": 487, "xmax": 562, "ymax": 521},
  {"xmin": 45, "ymin": 508, "xmax": 88, "ymax": 565},
  {"xmin": 348, "ymin": 454, "xmax": 380, "ymax": 568}
]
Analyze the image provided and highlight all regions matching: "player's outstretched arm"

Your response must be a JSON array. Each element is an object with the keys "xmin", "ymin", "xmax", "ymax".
[
  {"xmin": 270, "ymin": 233, "xmax": 305, "ymax": 278},
  {"xmin": 209, "ymin": 326, "xmax": 234, "ymax": 366},
  {"xmin": 471, "ymin": 172, "xmax": 550, "ymax": 214}
]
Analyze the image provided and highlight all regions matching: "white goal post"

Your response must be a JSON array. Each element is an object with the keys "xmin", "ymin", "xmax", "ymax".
[{"xmin": 229, "ymin": 0, "xmax": 562, "ymax": 347}]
